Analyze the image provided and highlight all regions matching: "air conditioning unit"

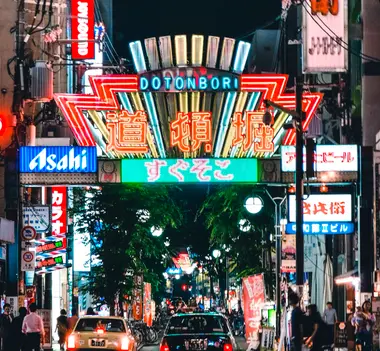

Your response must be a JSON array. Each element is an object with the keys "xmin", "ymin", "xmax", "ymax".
[{"xmin": 30, "ymin": 60, "xmax": 54, "ymax": 102}]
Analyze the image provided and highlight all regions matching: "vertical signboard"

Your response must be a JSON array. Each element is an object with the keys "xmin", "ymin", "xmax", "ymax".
[
  {"xmin": 51, "ymin": 187, "xmax": 67, "ymax": 237},
  {"xmin": 143, "ymin": 283, "xmax": 152, "ymax": 327},
  {"xmin": 38, "ymin": 309, "xmax": 52, "ymax": 349},
  {"xmin": 71, "ymin": 0, "xmax": 95, "ymax": 60},
  {"xmin": 302, "ymin": 0, "xmax": 348, "ymax": 73},
  {"xmin": 133, "ymin": 275, "xmax": 143, "ymax": 320},
  {"xmin": 243, "ymin": 274, "xmax": 265, "ymax": 350}
]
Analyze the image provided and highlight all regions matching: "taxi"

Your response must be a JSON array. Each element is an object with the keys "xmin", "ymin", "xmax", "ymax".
[{"xmin": 67, "ymin": 316, "xmax": 137, "ymax": 351}]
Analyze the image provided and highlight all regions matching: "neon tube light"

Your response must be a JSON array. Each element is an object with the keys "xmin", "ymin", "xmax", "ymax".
[
  {"xmin": 232, "ymin": 41, "xmax": 251, "ymax": 74},
  {"xmin": 129, "ymin": 41, "xmax": 147, "ymax": 73}
]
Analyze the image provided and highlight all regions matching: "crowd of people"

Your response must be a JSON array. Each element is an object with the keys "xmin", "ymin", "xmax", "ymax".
[
  {"xmin": 0, "ymin": 304, "xmax": 81, "ymax": 351},
  {"xmin": 290, "ymin": 293, "xmax": 375, "ymax": 351}
]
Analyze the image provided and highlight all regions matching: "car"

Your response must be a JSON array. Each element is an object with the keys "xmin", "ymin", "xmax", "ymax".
[
  {"xmin": 160, "ymin": 312, "xmax": 237, "ymax": 351},
  {"xmin": 67, "ymin": 316, "xmax": 137, "ymax": 351}
]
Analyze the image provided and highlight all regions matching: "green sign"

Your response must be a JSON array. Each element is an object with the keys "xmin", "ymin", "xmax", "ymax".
[{"xmin": 121, "ymin": 158, "xmax": 258, "ymax": 183}]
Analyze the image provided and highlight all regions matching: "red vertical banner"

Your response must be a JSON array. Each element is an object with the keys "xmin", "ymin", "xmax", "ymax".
[
  {"xmin": 133, "ymin": 275, "xmax": 143, "ymax": 320},
  {"xmin": 143, "ymin": 283, "xmax": 152, "ymax": 326},
  {"xmin": 71, "ymin": 0, "xmax": 95, "ymax": 60},
  {"xmin": 51, "ymin": 187, "xmax": 67, "ymax": 237},
  {"xmin": 242, "ymin": 274, "xmax": 265, "ymax": 349}
]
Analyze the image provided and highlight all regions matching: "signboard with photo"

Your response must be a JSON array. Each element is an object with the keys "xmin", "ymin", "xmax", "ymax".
[
  {"xmin": 37, "ymin": 309, "xmax": 52, "ymax": 349},
  {"xmin": 334, "ymin": 322, "xmax": 348, "ymax": 348}
]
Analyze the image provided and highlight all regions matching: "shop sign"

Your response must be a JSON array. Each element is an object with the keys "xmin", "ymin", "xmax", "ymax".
[
  {"xmin": 260, "ymin": 327, "xmax": 275, "ymax": 351},
  {"xmin": 281, "ymin": 235, "xmax": 296, "ymax": 273},
  {"xmin": 37, "ymin": 309, "xmax": 52, "ymax": 349},
  {"xmin": 121, "ymin": 158, "xmax": 258, "ymax": 183},
  {"xmin": 243, "ymin": 274, "xmax": 265, "ymax": 350},
  {"xmin": 36, "ymin": 238, "xmax": 67, "ymax": 255},
  {"xmin": 173, "ymin": 253, "xmax": 192, "ymax": 271},
  {"xmin": 107, "ymin": 110, "xmax": 274, "ymax": 155},
  {"xmin": 143, "ymin": 283, "xmax": 152, "ymax": 327},
  {"xmin": 286, "ymin": 222, "xmax": 354, "ymax": 235},
  {"xmin": 51, "ymin": 187, "xmax": 67, "ymax": 237},
  {"xmin": 302, "ymin": 0, "xmax": 348, "ymax": 73},
  {"xmin": 5, "ymin": 296, "xmax": 18, "ymax": 315},
  {"xmin": 98, "ymin": 160, "xmax": 121, "ymax": 183},
  {"xmin": 19, "ymin": 146, "xmax": 97, "ymax": 173},
  {"xmin": 281, "ymin": 145, "xmax": 358, "ymax": 172},
  {"xmin": 21, "ymin": 250, "xmax": 36, "ymax": 271},
  {"xmin": 71, "ymin": 0, "xmax": 95, "ymax": 60},
  {"xmin": 23, "ymin": 206, "xmax": 50, "ymax": 233},
  {"xmin": 166, "ymin": 267, "xmax": 182, "ymax": 275},
  {"xmin": 139, "ymin": 67, "xmax": 239, "ymax": 93},
  {"xmin": 36, "ymin": 255, "xmax": 64, "ymax": 269},
  {"xmin": 288, "ymin": 194, "xmax": 352, "ymax": 223}
]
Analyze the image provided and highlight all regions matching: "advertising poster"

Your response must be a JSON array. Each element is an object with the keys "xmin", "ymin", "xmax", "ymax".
[
  {"xmin": 37, "ymin": 309, "xmax": 52, "ymax": 349},
  {"xmin": 143, "ymin": 283, "xmax": 152, "ymax": 327},
  {"xmin": 133, "ymin": 275, "xmax": 143, "ymax": 320},
  {"xmin": 243, "ymin": 274, "xmax": 265, "ymax": 350},
  {"xmin": 281, "ymin": 235, "xmax": 296, "ymax": 273},
  {"xmin": 260, "ymin": 327, "xmax": 275, "ymax": 351}
]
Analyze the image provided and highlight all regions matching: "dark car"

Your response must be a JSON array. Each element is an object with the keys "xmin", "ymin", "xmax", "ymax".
[{"xmin": 160, "ymin": 313, "xmax": 237, "ymax": 351}]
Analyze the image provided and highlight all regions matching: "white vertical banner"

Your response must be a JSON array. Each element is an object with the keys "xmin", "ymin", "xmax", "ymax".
[{"xmin": 302, "ymin": 0, "xmax": 348, "ymax": 73}]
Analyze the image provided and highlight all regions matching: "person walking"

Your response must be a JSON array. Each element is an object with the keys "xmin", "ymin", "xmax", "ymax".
[
  {"xmin": 304, "ymin": 304, "xmax": 329, "ymax": 351},
  {"xmin": 352, "ymin": 301, "xmax": 375, "ymax": 351},
  {"xmin": 67, "ymin": 309, "xmax": 79, "ymax": 333},
  {"xmin": 289, "ymin": 293, "xmax": 303, "ymax": 351},
  {"xmin": 22, "ymin": 303, "xmax": 45, "ymax": 351},
  {"xmin": 323, "ymin": 302, "xmax": 338, "ymax": 345},
  {"xmin": 11, "ymin": 307, "xmax": 27, "ymax": 351},
  {"xmin": 55, "ymin": 309, "xmax": 68, "ymax": 351},
  {"xmin": 0, "ymin": 303, "xmax": 13, "ymax": 351}
]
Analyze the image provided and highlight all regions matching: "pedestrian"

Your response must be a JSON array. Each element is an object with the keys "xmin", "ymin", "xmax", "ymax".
[
  {"xmin": 347, "ymin": 309, "xmax": 356, "ymax": 351},
  {"xmin": 11, "ymin": 307, "xmax": 27, "ymax": 351},
  {"xmin": 352, "ymin": 301, "xmax": 375, "ymax": 351},
  {"xmin": 22, "ymin": 303, "xmax": 45, "ymax": 351},
  {"xmin": 86, "ymin": 307, "xmax": 95, "ymax": 315},
  {"xmin": 323, "ymin": 302, "xmax": 337, "ymax": 345},
  {"xmin": 289, "ymin": 293, "xmax": 303, "ymax": 351},
  {"xmin": 55, "ymin": 309, "xmax": 68, "ymax": 351},
  {"xmin": 67, "ymin": 309, "xmax": 79, "ymax": 333},
  {"xmin": 304, "ymin": 304, "xmax": 328, "ymax": 351},
  {"xmin": 0, "ymin": 303, "xmax": 13, "ymax": 351}
]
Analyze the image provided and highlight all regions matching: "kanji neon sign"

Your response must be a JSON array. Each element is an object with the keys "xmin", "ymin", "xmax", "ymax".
[
  {"xmin": 121, "ymin": 158, "xmax": 258, "ymax": 183},
  {"xmin": 286, "ymin": 222, "xmax": 354, "ymax": 235},
  {"xmin": 54, "ymin": 74, "xmax": 322, "ymax": 154},
  {"xmin": 51, "ymin": 187, "xmax": 67, "ymax": 237},
  {"xmin": 311, "ymin": 0, "xmax": 339, "ymax": 16}
]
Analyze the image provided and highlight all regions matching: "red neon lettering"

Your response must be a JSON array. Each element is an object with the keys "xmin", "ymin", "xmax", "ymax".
[{"xmin": 311, "ymin": 0, "xmax": 339, "ymax": 16}]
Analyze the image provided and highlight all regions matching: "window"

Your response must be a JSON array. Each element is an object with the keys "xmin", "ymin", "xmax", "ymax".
[
  {"xmin": 167, "ymin": 315, "xmax": 228, "ymax": 334},
  {"xmin": 75, "ymin": 319, "xmax": 125, "ymax": 333}
]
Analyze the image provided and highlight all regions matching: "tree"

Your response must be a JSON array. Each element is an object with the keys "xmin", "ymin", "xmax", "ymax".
[
  {"xmin": 199, "ymin": 185, "xmax": 276, "ymax": 294},
  {"xmin": 72, "ymin": 184, "xmax": 183, "ymax": 314}
]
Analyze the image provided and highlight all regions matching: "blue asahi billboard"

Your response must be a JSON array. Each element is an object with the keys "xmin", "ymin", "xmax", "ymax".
[{"xmin": 20, "ymin": 146, "xmax": 97, "ymax": 173}]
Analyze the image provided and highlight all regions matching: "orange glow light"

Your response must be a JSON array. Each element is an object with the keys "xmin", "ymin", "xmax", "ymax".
[
  {"xmin": 311, "ymin": 0, "xmax": 339, "ymax": 16},
  {"xmin": 170, "ymin": 112, "xmax": 212, "ymax": 153},
  {"xmin": 106, "ymin": 110, "xmax": 148, "ymax": 154}
]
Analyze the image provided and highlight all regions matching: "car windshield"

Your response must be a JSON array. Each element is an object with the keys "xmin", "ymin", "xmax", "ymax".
[
  {"xmin": 74, "ymin": 318, "xmax": 125, "ymax": 333},
  {"xmin": 167, "ymin": 315, "xmax": 228, "ymax": 334}
]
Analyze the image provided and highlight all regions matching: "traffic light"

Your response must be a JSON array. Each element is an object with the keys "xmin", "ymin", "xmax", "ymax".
[{"xmin": 181, "ymin": 284, "xmax": 188, "ymax": 291}]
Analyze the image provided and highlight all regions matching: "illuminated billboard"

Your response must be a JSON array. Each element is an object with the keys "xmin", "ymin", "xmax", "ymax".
[
  {"xmin": 71, "ymin": 0, "xmax": 95, "ymax": 60},
  {"xmin": 281, "ymin": 145, "xmax": 358, "ymax": 172},
  {"xmin": 302, "ymin": 0, "xmax": 348, "ymax": 72},
  {"xmin": 19, "ymin": 146, "xmax": 97, "ymax": 173},
  {"xmin": 54, "ymin": 35, "xmax": 323, "ymax": 160},
  {"xmin": 121, "ymin": 158, "xmax": 258, "ymax": 183}
]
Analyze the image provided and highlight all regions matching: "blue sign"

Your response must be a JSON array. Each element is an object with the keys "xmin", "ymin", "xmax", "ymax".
[
  {"xmin": 286, "ymin": 222, "xmax": 354, "ymax": 235},
  {"xmin": 20, "ymin": 146, "xmax": 97, "ymax": 173},
  {"xmin": 166, "ymin": 267, "xmax": 182, "ymax": 275}
]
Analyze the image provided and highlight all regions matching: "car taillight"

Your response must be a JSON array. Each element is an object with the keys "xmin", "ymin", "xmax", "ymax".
[
  {"xmin": 224, "ymin": 343, "xmax": 233, "ymax": 351},
  {"xmin": 160, "ymin": 338, "xmax": 170, "ymax": 351},
  {"xmin": 121, "ymin": 336, "xmax": 129, "ymax": 351},
  {"xmin": 67, "ymin": 334, "xmax": 76, "ymax": 349}
]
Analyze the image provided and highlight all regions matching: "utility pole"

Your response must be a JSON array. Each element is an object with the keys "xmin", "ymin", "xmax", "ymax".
[{"xmin": 295, "ymin": 76, "xmax": 304, "ymax": 289}]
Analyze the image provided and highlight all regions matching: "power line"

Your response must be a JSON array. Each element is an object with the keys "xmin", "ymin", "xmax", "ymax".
[{"xmin": 302, "ymin": 2, "xmax": 380, "ymax": 63}]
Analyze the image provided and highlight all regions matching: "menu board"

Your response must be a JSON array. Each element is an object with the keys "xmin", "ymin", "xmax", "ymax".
[{"xmin": 334, "ymin": 322, "xmax": 348, "ymax": 348}]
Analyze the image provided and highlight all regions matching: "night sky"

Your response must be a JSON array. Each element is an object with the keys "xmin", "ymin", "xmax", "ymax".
[{"xmin": 113, "ymin": 0, "xmax": 281, "ymax": 58}]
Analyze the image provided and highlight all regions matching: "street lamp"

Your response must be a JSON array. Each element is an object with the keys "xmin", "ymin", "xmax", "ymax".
[
  {"xmin": 244, "ymin": 196, "xmax": 264, "ymax": 214},
  {"xmin": 212, "ymin": 249, "xmax": 221, "ymax": 259},
  {"xmin": 137, "ymin": 209, "xmax": 150, "ymax": 223},
  {"xmin": 151, "ymin": 226, "xmax": 163, "ymax": 237},
  {"xmin": 238, "ymin": 219, "xmax": 251, "ymax": 232}
]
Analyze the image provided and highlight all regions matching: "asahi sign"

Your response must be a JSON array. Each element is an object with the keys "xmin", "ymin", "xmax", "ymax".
[
  {"xmin": 302, "ymin": 0, "xmax": 348, "ymax": 73},
  {"xmin": 71, "ymin": 0, "xmax": 95, "ymax": 60}
]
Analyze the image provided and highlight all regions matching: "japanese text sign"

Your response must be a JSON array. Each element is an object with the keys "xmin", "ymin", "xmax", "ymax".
[
  {"xmin": 36, "ymin": 255, "xmax": 64, "ymax": 269},
  {"xmin": 121, "ymin": 158, "xmax": 258, "ymax": 183},
  {"xmin": 243, "ymin": 274, "xmax": 265, "ymax": 350},
  {"xmin": 302, "ymin": 0, "xmax": 348, "ymax": 73},
  {"xmin": 71, "ymin": 0, "xmax": 95, "ymax": 60},
  {"xmin": 286, "ymin": 222, "xmax": 354, "ymax": 235},
  {"xmin": 51, "ymin": 187, "xmax": 67, "ymax": 237},
  {"xmin": 288, "ymin": 194, "xmax": 352, "ymax": 222},
  {"xmin": 106, "ymin": 111, "xmax": 274, "ymax": 155},
  {"xmin": 143, "ymin": 283, "xmax": 152, "ymax": 327},
  {"xmin": 281, "ymin": 145, "xmax": 358, "ymax": 172}
]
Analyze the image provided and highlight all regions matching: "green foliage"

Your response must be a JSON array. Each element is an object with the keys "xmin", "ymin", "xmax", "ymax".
[
  {"xmin": 72, "ymin": 184, "xmax": 183, "ymax": 309},
  {"xmin": 199, "ymin": 185, "xmax": 275, "ymax": 279}
]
